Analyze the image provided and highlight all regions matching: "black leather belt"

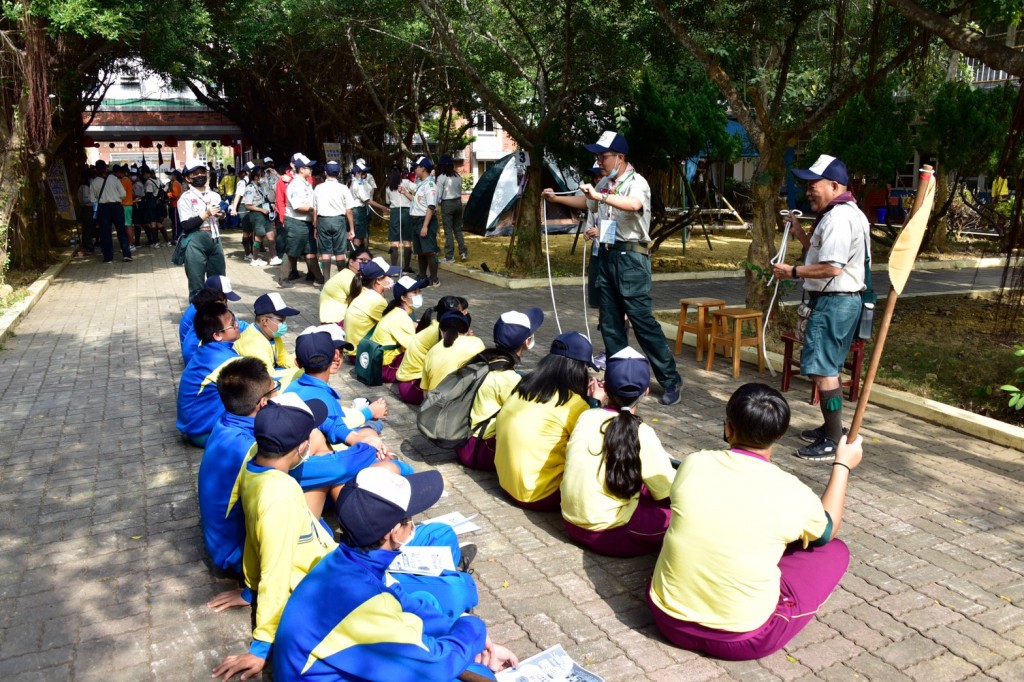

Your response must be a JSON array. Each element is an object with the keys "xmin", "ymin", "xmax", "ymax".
[{"xmin": 601, "ymin": 241, "xmax": 649, "ymax": 255}]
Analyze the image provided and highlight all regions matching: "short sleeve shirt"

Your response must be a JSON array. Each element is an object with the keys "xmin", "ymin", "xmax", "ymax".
[
  {"xmin": 314, "ymin": 179, "xmax": 355, "ymax": 218},
  {"xmin": 409, "ymin": 178, "xmax": 437, "ymax": 218},
  {"xmin": 286, "ymin": 176, "xmax": 314, "ymax": 222},
  {"xmin": 598, "ymin": 166, "xmax": 651, "ymax": 242},
  {"xmin": 803, "ymin": 202, "xmax": 870, "ymax": 293}
]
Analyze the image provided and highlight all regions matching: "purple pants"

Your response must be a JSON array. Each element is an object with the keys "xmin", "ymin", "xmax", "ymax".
[
  {"xmin": 455, "ymin": 436, "xmax": 496, "ymax": 471},
  {"xmin": 504, "ymin": 488, "xmax": 561, "ymax": 512},
  {"xmin": 398, "ymin": 379, "xmax": 425, "ymax": 405},
  {"xmin": 382, "ymin": 353, "xmax": 405, "ymax": 384},
  {"xmin": 649, "ymin": 539, "xmax": 850, "ymax": 660},
  {"xmin": 563, "ymin": 488, "xmax": 670, "ymax": 557}
]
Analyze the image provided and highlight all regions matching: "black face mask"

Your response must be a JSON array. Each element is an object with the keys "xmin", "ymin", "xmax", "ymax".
[{"xmin": 190, "ymin": 176, "xmax": 207, "ymax": 188}]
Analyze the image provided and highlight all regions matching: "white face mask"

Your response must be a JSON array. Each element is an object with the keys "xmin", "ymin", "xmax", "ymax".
[
  {"xmin": 525, "ymin": 336, "xmax": 535, "ymax": 351},
  {"xmin": 395, "ymin": 521, "xmax": 416, "ymax": 547},
  {"xmin": 411, "ymin": 294, "xmax": 424, "ymax": 309},
  {"xmin": 606, "ymin": 164, "xmax": 620, "ymax": 181},
  {"xmin": 289, "ymin": 444, "xmax": 311, "ymax": 470}
]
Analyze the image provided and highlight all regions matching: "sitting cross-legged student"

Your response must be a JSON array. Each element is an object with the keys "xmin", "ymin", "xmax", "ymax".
[
  {"xmin": 561, "ymin": 347, "xmax": 675, "ymax": 557},
  {"xmin": 420, "ymin": 310, "xmax": 485, "ymax": 394},
  {"xmin": 211, "ymin": 394, "xmax": 338, "ymax": 682},
  {"xmin": 372, "ymin": 276, "xmax": 431, "ymax": 383},
  {"xmin": 285, "ymin": 325, "xmax": 413, "ymax": 479},
  {"xmin": 273, "ymin": 467, "xmax": 518, "ymax": 681},
  {"xmin": 494, "ymin": 332, "xmax": 604, "ymax": 511},
  {"xmin": 319, "ymin": 247, "xmax": 372, "ymax": 325},
  {"xmin": 234, "ymin": 292, "xmax": 303, "ymax": 389},
  {"xmin": 456, "ymin": 307, "xmax": 544, "ymax": 471},
  {"xmin": 180, "ymin": 275, "xmax": 248, "ymax": 365},
  {"xmin": 394, "ymin": 296, "xmax": 466, "ymax": 405},
  {"xmin": 177, "ymin": 302, "xmax": 241, "ymax": 447},
  {"xmin": 344, "ymin": 256, "xmax": 402, "ymax": 363},
  {"xmin": 648, "ymin": 383, "xmax": 862, "ymax": 661}
]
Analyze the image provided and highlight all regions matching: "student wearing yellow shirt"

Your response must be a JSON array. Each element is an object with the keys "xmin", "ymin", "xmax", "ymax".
[
  {"xmin": 561, "ymin": 347, "xmax": 674, "ymax": 556},
  {"xmin": 343, "ymin": 256, "xmax": 401, "ymax": 363},
  {"xmin": 234, "ymin": 293, "xmax": 302, "ymax": 389},
  {"xmin": 395, "ymin": 296, "xmax": 467, "ymax": 405},
  {"xmin": 494, "ymin": 332, "xmax": 603, "ymax": 511},
  {"xmin": 319, "ymin": 247, "xmax": 372, "ymax": 324},
  {"xmin": 212, "ymin": 393, "xmax": 337, "ymax": 682},
  {"xmin": 456, "ymin": 307, "xmax": 544, "ymax": 471},
  {"xmin": 648, "ymin": 383, "xmax": 862, "ymax": 661},
  {"xmin": 420, "ymin": 311, "xmax": 485, "ymax": 392},
  {"xmin": 372, "ymin": 276, "xmax": 430, "ymax": 382}
]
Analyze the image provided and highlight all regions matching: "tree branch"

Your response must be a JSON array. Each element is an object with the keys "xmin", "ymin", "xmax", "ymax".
[{"xmin": 346, "ymin": 25, "xmax": 416, "ymax": 159}]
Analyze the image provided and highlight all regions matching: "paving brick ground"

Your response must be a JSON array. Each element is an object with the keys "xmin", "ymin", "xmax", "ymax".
[{"xmin": 0, "ymin": 234, "xmax": 1020, "ymax": 681}]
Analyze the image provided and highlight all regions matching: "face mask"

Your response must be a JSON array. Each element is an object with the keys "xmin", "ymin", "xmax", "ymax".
[
  {"xmin": 381, "ymin": 277, "xmax": 394, "ymax": 290},
  {"xmin": 395, "ymin": 521, "xmax": 416, "ymax": 547},
  {"xmin": 289, "ymin": 444, "xmax": 311, "ymax": 470},
  {"xmin": 273, "ymin": 321, "xmax": 289, "ymax": 338},
  {"xmin": 525, "ymin": 336, "xmax": 535, "ymax": 351},
  {"xmin": 190, "ymin": 177, "xmax": 207, "ymax": 188},
  {"xmin": 411, "ymin": 294, "xmax": 424, "ymax": 309},
  {"xmin": 606, "ymin": 165, "xmax": 620, "ymax": 181}
]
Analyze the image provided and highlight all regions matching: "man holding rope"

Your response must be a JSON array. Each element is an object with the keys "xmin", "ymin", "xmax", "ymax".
[
  {"xmin": 772, "ymin": 154, "xmax": 870, "ymax": 461},
  {"xmin": 545, "ymin": 131, "xmax": 682, "ymax": 406}
]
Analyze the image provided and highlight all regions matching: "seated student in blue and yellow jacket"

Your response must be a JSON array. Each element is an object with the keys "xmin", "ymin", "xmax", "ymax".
[
  {"xmin": 235, "ymin": 292, "xmax": 303, "ymax": 389},
  {"xmin": 179, "ymin": 275, "xmax": 247, "ymax": 365},
  {"xmin": 273, "ymin": 467, "xmax": 519, "ymax": 681},
  {"xmin": 211, "ymin": 393, "xmax": 338, "ymax": 682},
  {"xmin": 176, "ymin": 302, "xmax": 241, "ymax": 447}
]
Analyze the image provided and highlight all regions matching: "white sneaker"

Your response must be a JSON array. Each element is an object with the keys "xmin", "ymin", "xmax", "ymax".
[
  {"xmin": 251, "ymin": 258, "xmax": 268, "ymax": 267},
  {"xmin": 244, "ymin": 254, "xmax": 253, "ymax": 261},
  {"xmin": 152, "ymin": 243, "xmax": 161, "ymax": 249},
  {"xmin": 129, "ymin": 245, "xmax": 137, "ymax": 253},
  {"xmin": 268, "ymin": 256, "xmax": 283, "ymax": 266}
]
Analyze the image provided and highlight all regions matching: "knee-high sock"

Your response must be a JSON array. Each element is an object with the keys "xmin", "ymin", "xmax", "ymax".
[
  {"xmin": 321, "ymin": 259, "xmax": 332, "ymax": 279},
  {"xmin": 819, "ymin": 387, "xmax": 844, "ymax": 442},
  {"xmin": 428, "ymin": 255, "xmax": 438, "ymax": 281},
  {"xmin": 389, "ymin": 246, "xmax": 399, "ymax": 266},
  {"xmin": 402, "ymin": 247, "xmax": 412, "ymax": 272},
  {"xmin": 417, "ymin": 253, "xmax": 429, "ymax": 279}
]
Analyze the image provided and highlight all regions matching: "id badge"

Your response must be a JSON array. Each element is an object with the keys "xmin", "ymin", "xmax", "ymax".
[{"xmin": 599, "ymin": 219, "xmax": 618, "ymax": 245}]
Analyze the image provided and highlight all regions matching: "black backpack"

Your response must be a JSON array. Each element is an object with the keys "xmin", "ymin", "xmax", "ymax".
[{"xmin": 417, "ymin": 359, "xmax": 493, "ymax": 448}]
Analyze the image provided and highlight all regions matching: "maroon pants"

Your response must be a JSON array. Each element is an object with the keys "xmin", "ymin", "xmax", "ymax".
[
  {"xmin": 381, "ymin": 353, "xmax": 405, "ymax": 384},
  {"xmin": 398, "ymin": 379, "xmax": 425, "ymax": 405},
  {"xmin": 455, "ymin": 436, "xmax": 497, "ymax": 471},
  {"xmin": 649, "ymin": 539, "xmax": 850, "ymax": 660},
  {"xmin": 563, "ymin": 488, "xmax": 670, "ymax": 557}
]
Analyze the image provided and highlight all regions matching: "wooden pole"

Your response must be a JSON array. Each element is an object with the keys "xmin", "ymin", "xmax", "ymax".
[{"xmin": 847, "ymin": 165, "xmax": 934, "ymax": 442}]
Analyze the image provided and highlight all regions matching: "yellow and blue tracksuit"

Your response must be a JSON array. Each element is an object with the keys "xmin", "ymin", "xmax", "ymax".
[
  {"xmin": 176, "ymin": 341, "xmax": 239, "ymax": 445},
  {"xmin": 180, "ymin": 303, "xmax": 248, "ymax": 365},
  {"xmin": 272, "ymin": 542, "xmax": 493, "ymax": 681}
]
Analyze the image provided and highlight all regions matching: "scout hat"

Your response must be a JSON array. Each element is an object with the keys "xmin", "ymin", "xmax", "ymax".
[
  {"xmin": 493, "ymin": 307, "xmax": 544, "ymax": 350},
  {"xmin": 551, "ymin": 331, "xmax": 599, "ymax": 370},
  {"xmin": 413, "ymin": 155, "xmax": 434, "ymax": 172},
  {"xmin": 792, "ymin": 154, "xmax": 850, "ymax": 186},
  {"xmin": 203, "ymin": 275, "xmax": 241, "ymax": 302},
  {"xmin": 604, "ymin": 347, "xmax": 651, "ymax": 400},
  {"xmin": 583, "ymin": 130, "xmax": 629, "ymax": 155},
  {"xmin": 254, "ymin": 292, "xmax": 300, "ymax": 317},
  {"xmin": 392, "ymin": 276, "xmax": 431, "ymax": 301},
  {"xmin": 336, "ymin": 468, "xmax": 444, "ymax": 547},
  {"xmin": 359, "ymin": 256, "xmax": 402, "ymax": 280},
  {"xmin": 254, "ymin": 393, "xmax": 329, "ymax": 453}
]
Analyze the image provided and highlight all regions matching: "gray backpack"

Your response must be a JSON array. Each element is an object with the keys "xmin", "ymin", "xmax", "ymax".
[{"xmin": 417, "ymin": 359, "xmax": 492, "ymax": 448}]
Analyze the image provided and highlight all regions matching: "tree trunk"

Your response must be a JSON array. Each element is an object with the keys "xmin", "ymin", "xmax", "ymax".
[
  {"xmin": 931, "ymin": 164, "xmax": 950, "ymax": 250},
  {"xmin": 745, "ymin": 150, "xmax": 787, "ymax": 312},
  {"xmin": 512, "ymin": 160, "xmax": 544, "ymax": 270}
]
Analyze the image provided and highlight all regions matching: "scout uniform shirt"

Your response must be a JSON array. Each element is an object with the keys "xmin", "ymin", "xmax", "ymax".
[
  {"xmin": 178, "ymin": 185, "xmax": 223, "ymax": 238},
  {"xmin": 286, "ymin": 174, "xmax": 314, "ymax": 222},
  {"xmin": 314, "ymin": 177, "xmax": 356, "ymax": 218},
  {"xmin": 597, "ymin": 164, "xmax": 652, "ymax": 243},
  {"xmin": 409, "ymin": 176, "xmax": 437, "ymax": 218},
  {"xmin": 349, "ymin": 176, "xmax": 374, "ymax": 208},
  {"xmin": 387, "ymin": 178, "xmax": 414, "ymax": 209}
]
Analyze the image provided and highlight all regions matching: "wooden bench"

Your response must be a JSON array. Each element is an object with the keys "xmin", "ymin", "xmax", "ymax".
[{"xmin": 781, "ymin": 332, "xmax": 866, "ymax": 404}]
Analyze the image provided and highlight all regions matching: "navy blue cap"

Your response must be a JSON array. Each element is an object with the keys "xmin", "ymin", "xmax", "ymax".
[
  {"xmin": 393, "ymin": 276, "xmax": 430, "ymax": 300},
  {"xmin": 294, "ymin": 331, "xmax": 337, "ymax": 367},
  {"xmin": 337, "ymin": 468, "xmax": 444, "ymax": 547},
  {"xmin": 254, "ymin": 393, "xmax": 328, "ymax": 453},
  {"xmin": 360, "ymin": 256, "xmax": 402, "ymax": 280},
  {"xmin": 325, "ymin": 161, "xmax": 341, "ymax": 175},
  {"xmin": 254, "ymin": 292, "xmax": 300, "ymax": 317},
  {"xmin": 203, "ymin": 275, "xmax": 241, "ymax": 301},
  {"xmin": 583, "ymin": 130, "xmax": 629, "ymax": 155},
  {"xmin": 604, "ymin": 347, "xmax": 651, "ymax": 399},
  {"xmin": 439, "ymin": 155, "xmax": 454, "ymax": 166},
  {"xmin": 550, "ymin": 331, "xmax": 598, "ymax": 370},
  {"xmin": 494, "ymin": 307, "xmax": 544, "ymax": 350},
  {"xmin": 413, "ymin": 156, "xmax": 434, "ymax": 171},
  {"xmin": 792, "ymin": 154, "xmax": 850, "ymax": 187},
  {"xmin": 439, "ymin": 310, "xmax": 471, "ymax": 334}
]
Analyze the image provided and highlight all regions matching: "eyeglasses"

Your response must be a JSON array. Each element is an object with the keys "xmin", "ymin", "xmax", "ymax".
[
  {"xmin": 262, "ymin": 379, "xmax": 281, "ymax": 400},
  {"xmin": 595, "ymin": 152, "xmax": 617, "ymax": 162},
  {"xmin": 216, "ymin": 316, "xmax": 239, "ymax": 333}
]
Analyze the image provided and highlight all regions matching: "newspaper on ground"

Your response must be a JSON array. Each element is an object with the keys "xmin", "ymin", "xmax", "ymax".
[
  {"xmin": 423, "ymin": 511, "xmax": 481, "ymax": 535},
  {"xmin": 387, "ymin": 545, "xmax": 456, "ymax": 577},
  {"xmin": 495, "ymin": 644, "xmax": 603, "ymax": 682}
]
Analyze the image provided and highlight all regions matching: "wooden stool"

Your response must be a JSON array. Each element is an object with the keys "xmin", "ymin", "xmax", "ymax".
[
  {"xmin": 675, "ymin": 297, "xmax": 726, "ymax": 359},
  {"xmin": 706, "ymin": 308, "xmax": 765, "ymax": 378},
  {"xmin": 781, "ymin": 333, "xmax": 866, "ymax": 403}
]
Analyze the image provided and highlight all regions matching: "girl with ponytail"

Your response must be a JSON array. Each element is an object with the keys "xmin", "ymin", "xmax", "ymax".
[{"xmin": 560, "ymin": 347, "xmax": 675, "ymax": 556}]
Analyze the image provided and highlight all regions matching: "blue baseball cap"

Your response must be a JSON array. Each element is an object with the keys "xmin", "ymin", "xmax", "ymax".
[
  {"xmin": 325, "ymin": 161, "xmax": 342, "ymax": 175},
  {"xmin": 439, "ymin": 310, "xmax": 471, "ymax": 334},
  {"xmin": 203, "ymin": 275, "xmax": 241, "ymax": 301},
  {"xmin": 413, "ymin": 156, "xmax": 434, "ymax": 172},
  {"xmin": 604, "ymin": 347, "xmax": 651, "ymax": 399},
  {"xmin": 292, "ymin": 153, "xmax": 316, "ymax": 169},
  {"xmin": 295, "ymin": 331, "xmax": 338, "ymax": 367},
  {"xmin": 493, "ymin": 307, "xmax": 544, "ymax": 350},
  {"xmin": 393, "ymin": 276, "xmax": 430, "ymax": 300},
  {"xmin": 360, "ymin": 256, "xmax": 401, "ymax": 280},
  {"xmin": 254, "ymin": 292, "xmax": 300, "ymax": 317},
  {"xmin": 254, "ymin": 393, "xmax": 328, "ymax": 453},
  {"xmin": 337, "ymin": 468, "xmax": 444, "ymax": 547},
  {"xmin": 792, "ymin": 154, "xmax": 850, "ymax": 187},
  {"xmin": 583, "ymin": 130, "xmax": 629, "ymax": 155},
  {"xmin": 550, "ymin": 331, "xmax": 599, "ymax": 370}
]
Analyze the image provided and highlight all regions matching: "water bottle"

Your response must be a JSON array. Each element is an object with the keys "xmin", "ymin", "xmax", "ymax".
[{"xmin": 857, "ymin": 303, "xmax": 875, "ymax": 340}]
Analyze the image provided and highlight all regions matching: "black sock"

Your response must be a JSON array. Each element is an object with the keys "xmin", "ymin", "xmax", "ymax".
[
  {"xmin": 417, "ymin": 254, "xmax": 429, "ymax": 279},
  {"xmin": 403, "ymin": 248, "xmax": 412, "ymax": 271},
  {"xmin": 819, "ymin": 387, "xmax": 844, "ymax": 442},
  {"xmin": 389, "ymin": 246, "xmax": 399, "ymax": 266},
  {"xmin": 428, "ymin": 256, "xmax": 438, "ymax": 281}
]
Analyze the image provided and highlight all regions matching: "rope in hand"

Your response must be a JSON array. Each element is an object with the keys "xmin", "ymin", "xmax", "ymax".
[
  {"xmin": 761, "ymin": 209, "xmax": 800, "ymax": 376},
  {"xmin": 542, "ymin": 189, "xmax": 587, "ymax": 337}
]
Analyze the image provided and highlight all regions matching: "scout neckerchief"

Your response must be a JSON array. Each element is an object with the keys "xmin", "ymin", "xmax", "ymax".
[{"xmin": 183, "ymin": 184, "xmax": 220, "ymax": 238}]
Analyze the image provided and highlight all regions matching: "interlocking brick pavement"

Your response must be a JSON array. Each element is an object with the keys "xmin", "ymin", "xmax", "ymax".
[{"xmin": 0, "ymin": 234, "xmax": 1020, "ymax": 681}]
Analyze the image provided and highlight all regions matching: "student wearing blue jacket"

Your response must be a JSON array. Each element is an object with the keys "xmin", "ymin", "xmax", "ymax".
[
  {"xmin": 273, "ymin": 467, "xmax": 518, "ymax": 681},
  {"xmin": 179, "ymin": 275, "xmax": 248, "ymax": 365},
  {"xmin": 177, "ymin": 302, "xmax": 241, "ymax": 446}
]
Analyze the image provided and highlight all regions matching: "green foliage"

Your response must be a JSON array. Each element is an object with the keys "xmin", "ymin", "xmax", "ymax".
[{"xmin": 999, "ymin": 346, "xmax": 1024, "ymax": 411}]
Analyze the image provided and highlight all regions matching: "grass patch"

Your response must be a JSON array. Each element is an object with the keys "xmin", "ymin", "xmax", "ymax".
[
  {"xmin": 0, "ymin": 264, "xmax": 53, "ymax": 315},
  {"xmin": 658, "ymin": 293, "xmax": 1024, "ymax": 427}
]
